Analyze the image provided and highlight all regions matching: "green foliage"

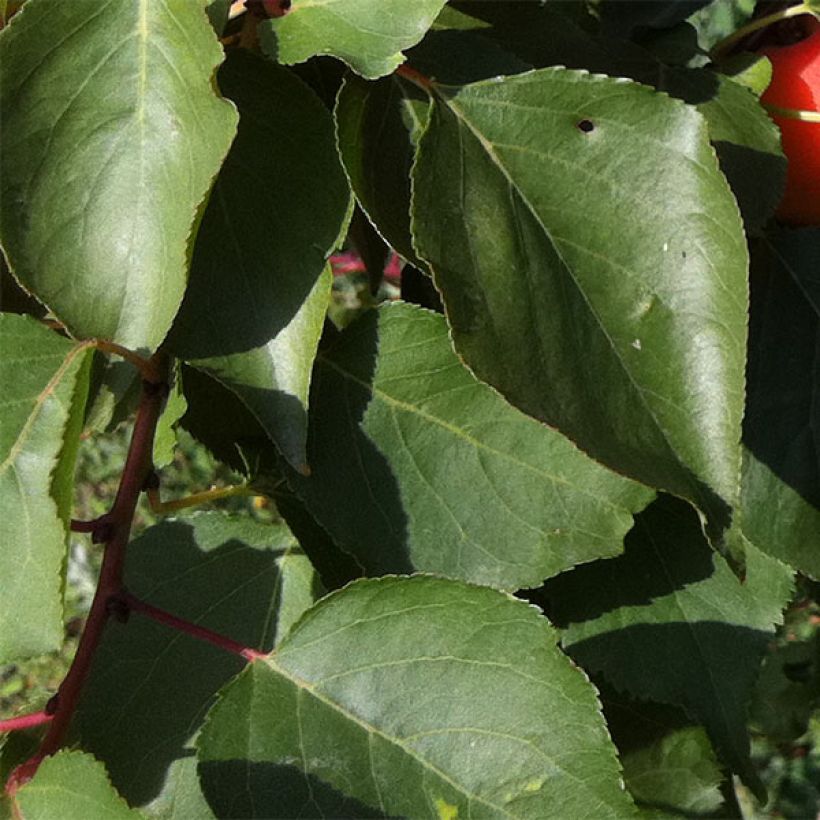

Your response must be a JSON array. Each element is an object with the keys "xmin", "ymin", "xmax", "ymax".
[
  {"xmin": 1, "ymin": 0, "xmax": 818, "ymax": 816},
  {"xmin": 0, "ymin": 0, "xmax": 237, "ymax": 352},
  {"xmin": 0, "ymin": 316, "xmax": 91, "ymax": 661},
  {"xmin": 199, "ymin": 576, "xmax": 636, "ymax": 818}
]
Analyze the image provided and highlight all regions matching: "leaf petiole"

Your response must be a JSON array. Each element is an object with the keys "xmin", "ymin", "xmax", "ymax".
[{"xmin": 147, "ymin": 483, "xmax": 258, "ymax": 515}]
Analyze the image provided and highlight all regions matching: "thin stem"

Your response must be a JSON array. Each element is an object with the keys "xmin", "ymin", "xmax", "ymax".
[
  {"xmin": 122, "ymin": 592, "xmax": 265, "ymax": 662},
  {"xmin": 70, "ymin": 517, "xmax": 99, "ymax": 533},
  {"xmin": 6, "ymin": 360, "xmax": 169, "ymax": 792},
  {"xmin": 765, "ymin": 103, "xmax": 820, "ymax": 122},
  {"xmin": 395, "ymin": 63, "xmax": 435, "ymax": 91},
  {"xmin": 148, "ymin": 483, "xmax": 256, "ymax": 515},
  {"xmin": 711, "ymin": 3, "xmax": 816, "ymax": 59},
  {"xmin": 0, "ymin": 712, "xmax": 53, "ymax": 733},
  {"xmin": 93, "ymin": 340, "xmax": 163, "ymax": 384}
]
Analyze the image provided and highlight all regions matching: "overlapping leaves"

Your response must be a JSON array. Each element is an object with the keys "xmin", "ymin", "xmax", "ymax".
[
  {"xmin": 76, "ymin": 513, "xmax": 317, "ymax": 812},
  {"xmin": 169, "ymin": 50, "xmax": 350, "ymax": 472},
  {"xmin": 286, "ymin": 302, "xmax": 653, "ymax": 589},
  {"xmin": 545, "ymin": 495, "xmax": 793, "ymax": 796},
  {"xmin": 412, "ymin": 67, "xmax": 748, "ymax": 543}
]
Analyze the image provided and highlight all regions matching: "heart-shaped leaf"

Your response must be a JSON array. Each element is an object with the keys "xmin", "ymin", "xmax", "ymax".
[{"xmin": 198, "ymin": 576, "xmax": 637, "ymax": 818}]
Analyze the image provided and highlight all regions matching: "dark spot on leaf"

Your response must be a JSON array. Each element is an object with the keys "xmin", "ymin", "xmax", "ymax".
[{"xmin": 577, "ymin": 119, "xmax": 595, "ymax": 133}]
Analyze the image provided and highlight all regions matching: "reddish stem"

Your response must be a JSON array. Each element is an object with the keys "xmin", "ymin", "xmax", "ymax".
[
  {"xmin": 5, "ymin": 364, "xmax": 168, "ymax": 794},
  {"xmin": 70, "ymin": 517, "xmax": 100, "ymax": 533},
  {"xmin": 395, "ymin": 63, "xmax": 434, "ymax": 90},
  {"xmin": 0, "ymin": 712, "xmax": 53, "ymax": 733},
  {"xmin": 122, "ymin": 592, "xmax": 266, "ymax": 662}
]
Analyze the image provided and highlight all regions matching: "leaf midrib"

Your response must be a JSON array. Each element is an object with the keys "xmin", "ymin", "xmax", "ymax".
[{"xmin": 436, "ymin": 88, "xmax": 694, "ymax": 498}]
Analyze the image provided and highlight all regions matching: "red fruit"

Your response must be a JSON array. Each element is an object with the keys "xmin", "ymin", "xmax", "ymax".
[{"xmin": 761, "ymin": 25, "xmax": 820, "ymax": 225}]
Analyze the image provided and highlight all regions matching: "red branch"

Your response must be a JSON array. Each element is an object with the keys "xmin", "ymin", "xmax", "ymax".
[
  {"xmin": 4, "ymin": 362, "xmax": 168, "ymax": 794},
  {"xmin": 0, "ymin": 712, "xmax": 53, "ymax": 733},
  {"xmin": 121, "ymin": 592, "xmax": 266, "ymax": 663}
]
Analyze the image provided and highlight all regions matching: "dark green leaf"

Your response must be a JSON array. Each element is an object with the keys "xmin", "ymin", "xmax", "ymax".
[
  {"xmin": 169, "ymin": 50, "xmax": 349, "ymax": 470},
  {"xmin": 741, "ymin": 230, "xmax": 820, "ymax": 578},
  {"xmin": 0, "ymin": 0, "xmax": 237, "ymax": 351},
  {"xmin": 259, "ymin": 0, "xmax": 448, "ymax": 80},
  {"xmin": 545, "ymin": 494, "xmax": 793, "ymax": 796},
  {"xmin": 658, "ymin": 68, "xmax": 786, "ymax": 234},
  {"xmin": 412, "ymin": 69, "xmax": 748, "ymax": 538},
  {"xmin": 76, "ymin": 513, "xmax": 317, "ymax": 811},
  {"xmin": 336, "ymin": 74, "xmax": 429, "ymax": 268},
  {"xmin": 749, "ymin": 636, "xmax": 820, "ymax": 744},
  {"xmin": 11, "ymin": 752, "xmax": 141, "ymax": 819},
  {"xmin": 179, "ymin": 365, "xmax": 269, "ymax": 476},
  {"xmin": 198, "ymin": 576, "xmax": 637, "ymax": 819},
  {"xmin": 189, "ymin": 268, "xmax": 331, "ymax": 474},
  {"xmin": 0, "ymin": 315, "xmax": 91, "ymax": 662},
  {"xmin": 430, "ymin": 12, "xmax": 784, "ymax": 234},
  {"xmin": 288, "ymin": 303, "xmax": 653, "ymax": 590}
]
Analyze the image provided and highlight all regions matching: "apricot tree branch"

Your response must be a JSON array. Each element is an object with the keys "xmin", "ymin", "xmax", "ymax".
[{"xmin": 5, "ymin": 356, "xmax": 169, "ymax": 794}]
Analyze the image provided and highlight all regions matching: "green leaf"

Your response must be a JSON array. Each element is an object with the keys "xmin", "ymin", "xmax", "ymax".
[
  {"xmin": 545, "ymin": 494, "xmax": 793, "ymax": 796},
  {"xmin": 287, "ymin": 302, "xmax": 653, "ymax": 590},
  {"xmin": 152, "ymin": 365, "xmax": 187, "ymax": 469},
  {"xmin": 622, "ymin": 727, "xmax": 724, "ymax": 815},
  {"xmin": 412, "ymin": 68, "xmax": 748, "ymax": 539},
  {"xmin": 0, "ymin": 0, "xmax": 238, "ymax": 352},
  {"xmin": 260, "ymin": 0, "xmax": 448, "ymax": 80},
  {"xmin": 741, "ymin": 230, "xmax": 820, "ymax": 578},
  {"xmin": 82, "ymin": 354, "xmax": 140, "ymax": 434},
  {"xmin": 168, "ymin": 50, "xmax": 349, "ymax": 471},
  {"xmin": 750, "ymin": 637, "xmax": 820, "ymax": 744},
  {"xmin": 335, "ymin": 74, "xmax": 429, "ymax": 268},
  {"xmin": 10, "ymin": 751, "xmax": 142, "ymax": 819},
  {"xmin": 76, "ymin": 512, "xmax": 318, "ymax": 811},
  {"xmin": 198, "ymin": 575, "xmax": 637, "ymax": 819},
  {"xmin": 687, "ymin": 0, "xmax": 756, "ymax": 52},
  {"xmin": 0, "ymin": 314, "xmax": 91, "ymax": 662},
  {"xmin": 659, "ymin": 68, "xmax": 786, "ymax": 234},
  {"xmin": 190, "ymin": 267, "xmax": 331, "ymax": 474}
]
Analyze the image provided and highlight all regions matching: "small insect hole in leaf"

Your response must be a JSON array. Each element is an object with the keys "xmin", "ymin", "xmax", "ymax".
[{"xmin": 576, "ymin": 119, "xmax": 595, "ymax": 133}]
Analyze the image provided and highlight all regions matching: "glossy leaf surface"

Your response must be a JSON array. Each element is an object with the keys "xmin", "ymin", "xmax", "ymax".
[
  {"xmin": 288, "ymin": 302, "xmax": 653, "ymax": 589},
  {"xmin": 412, "ymin": 67, "xmax": 748, "ymax": 533},
  {"xmin": 0, "ymin": 315, "xmax": 91, "ymax": 662},
  {"xmin": 199, "ymin": 576, "xmax": 636, "ymax": 819},
  {"xmin": 0, "ymin": 0, "xmax": 237, "ymax": 351},
  {"xmin": 260, "ymin": 0, "xmax": 448, "ymax": 79}
]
